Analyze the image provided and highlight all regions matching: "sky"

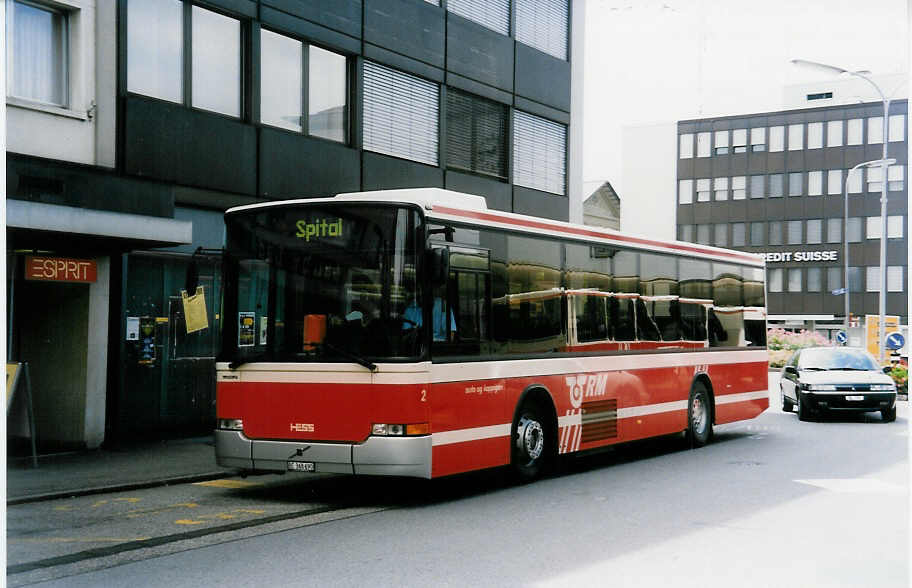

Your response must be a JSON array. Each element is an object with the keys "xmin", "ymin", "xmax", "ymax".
[{"xmin": 582, "ymin": 0, "xmax": 910, "ymax": 197}]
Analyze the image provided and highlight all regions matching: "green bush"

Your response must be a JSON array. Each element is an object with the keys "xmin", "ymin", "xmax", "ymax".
[
  {"xmin": 889, "ymin": 364, "xmax": 908, "ymax": 395},
  {"xmin": 767, "ymin": 328, "xmax": 832, "ymax": 368}
]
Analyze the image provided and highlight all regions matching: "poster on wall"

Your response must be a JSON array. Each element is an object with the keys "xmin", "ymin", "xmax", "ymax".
[{"xmin": 238, "ymin": 312, "xmax": 256, "ymax": 347}]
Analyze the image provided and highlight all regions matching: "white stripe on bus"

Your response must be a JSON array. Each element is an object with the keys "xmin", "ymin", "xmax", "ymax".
[
  {"xmin": 432, "ymin": 389, "xmax": 769, "ymax": 447},
  {"xmin": 431, "ymin": 424, "xmax": 511, "ymax": 446},
  {"xmin": 218, "ymin": 349, "xmax": 768, "ymax": 385}
]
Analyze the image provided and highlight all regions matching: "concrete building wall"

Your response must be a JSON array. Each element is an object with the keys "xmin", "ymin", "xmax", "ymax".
[
  {"xmin": 621, "ymin": 122, "xmax": 677, "ymax": 240},
  {"xmin": 6, "ymin": 0, "xmax": 115, "ymax": 167}
]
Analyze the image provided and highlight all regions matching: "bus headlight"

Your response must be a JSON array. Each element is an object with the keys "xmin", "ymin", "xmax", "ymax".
[
  {"xmin": 218, "ymin": 419, "xmax": 244, "ymax": 431},
  {"xmin": 870, "ymin": 384, "xmax": 895, "ymax": 391},
  {"xmin": 372, "ymin": 423, "xmax": 429, "ymax": 436}
]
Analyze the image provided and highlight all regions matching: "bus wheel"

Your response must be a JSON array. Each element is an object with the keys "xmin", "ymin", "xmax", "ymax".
[
  {"xmin": 686, "ymin": 382, "xmax": 712, "ymax": 448},
  {"xmin": 512, "ymin": 403, "xmax": 548, "ymax": 482}
]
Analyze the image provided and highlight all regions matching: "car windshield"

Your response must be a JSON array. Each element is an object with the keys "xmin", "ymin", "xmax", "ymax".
[
  {"xmin": 223, "ymin": 203, "xmax": 425, "ymax": 365},
  {"xmin": 798, "ymin": 348, "xmax": 880, "ymax": 371}
]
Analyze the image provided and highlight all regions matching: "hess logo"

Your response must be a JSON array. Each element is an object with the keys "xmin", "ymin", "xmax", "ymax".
[
  {"xmin": 565, "ymin": 373, "xmax": 609, "ymax": 409},
  {"xmin": 290, "ymin": 423, "xmax": 315, "ymax": 433}
]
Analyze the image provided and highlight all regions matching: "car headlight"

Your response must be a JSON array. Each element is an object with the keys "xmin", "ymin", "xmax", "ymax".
[
  {"xmin": 870, "ymin": 384, "xmax": 896, "ymax": 391},
  {"xmin": 805, "ymin": 384, "xmax": 837, "ymax": 391}
]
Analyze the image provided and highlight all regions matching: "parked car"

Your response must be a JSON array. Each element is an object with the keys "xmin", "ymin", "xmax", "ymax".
[{"xmin": 780, "ymin": 346, "xmax": 897, "ymax": 422}]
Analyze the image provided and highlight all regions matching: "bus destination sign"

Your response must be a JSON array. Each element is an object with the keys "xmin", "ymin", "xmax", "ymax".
[{"xmin": 296, "ymin": 218, "xmax": 343, "ymax": 241}]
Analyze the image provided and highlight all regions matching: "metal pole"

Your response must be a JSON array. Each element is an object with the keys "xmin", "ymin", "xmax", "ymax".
[
  {"xmin": 842, "ymin": 160, "xmax": 890, "ymax": 338},
  {"xmin": 878, "ymin": 100, "xmax": 890, "ymax": 363},
  {"xmin": 843, "ymin": 170, "xmax": 850, "ymax": 335}
]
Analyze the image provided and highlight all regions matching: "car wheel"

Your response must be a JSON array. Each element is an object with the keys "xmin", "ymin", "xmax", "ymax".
[
  {"xmin": 881, "ymin": 407, "xmax": 897, "ymax": 423},
  {"xmin": 511, "ymin": 402, "xmax": 551, "ymax": 482},
  {"xmin": 797, "ymin": 391, "xmax": 814, "ymax": 422},
  {"xmin": 780, "ymin": 384, "xmax": 793, "ymax": 412},
  {"xmin": 686, "ymin": 382, "xmax": 713, "ymax": 448}
]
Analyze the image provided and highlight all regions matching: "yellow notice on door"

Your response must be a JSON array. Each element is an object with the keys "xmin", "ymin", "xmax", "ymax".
[
  {"xmin": 7, "ymin": 363, "xmax": 21, "ymax": 412},
  {"xmin": 182, "ymin": 287, "xmax": 209, "ymax": 334}
]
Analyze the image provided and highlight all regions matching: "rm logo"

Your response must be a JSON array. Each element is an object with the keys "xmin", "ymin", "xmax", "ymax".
[
  {"xmin": 565, "ymin": 373, "xmax": 609, "ymax": 409},
  {"xmin": 290, "ymin": 423, "xmax": 315, "ymax": 433}
]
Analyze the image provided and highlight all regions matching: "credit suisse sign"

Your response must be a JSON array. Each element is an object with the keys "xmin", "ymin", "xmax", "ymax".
[
  {"xmin": 26, "ymin": 256, "xmax": 97, "ymax": 283},
  {"xmin": 761, "ymin": 250, "xmax": 838, "ymax": 263}
]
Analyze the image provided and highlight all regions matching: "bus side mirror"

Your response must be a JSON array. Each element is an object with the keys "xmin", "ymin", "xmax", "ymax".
[
  {"xmin": 429, "ymin": 248, "xmax": 449, "ymax": 286},
  {"xmin": 185, "ymin": 259, "xmax": 199, "ymax": 293}
]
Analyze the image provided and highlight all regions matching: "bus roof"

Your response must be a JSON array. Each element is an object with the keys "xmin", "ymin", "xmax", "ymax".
[{"xmin": 225, "ymin": 188, "xmax": 765, "ymax": 267}]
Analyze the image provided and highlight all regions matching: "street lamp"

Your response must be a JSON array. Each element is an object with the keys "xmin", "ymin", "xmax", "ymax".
[
  {"xmin": 791, "ymin": 59, "xmax": 894, "ymax": 362},
  {"xmin": 842, "ymin": 158, "xmax": 895, "ymax": 336}
]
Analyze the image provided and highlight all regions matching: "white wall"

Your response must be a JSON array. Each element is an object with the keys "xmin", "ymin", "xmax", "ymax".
[
  {"xmin": 6, "ymin": 0, "xmax": 115, "ymax": 168},
  {"xmin": 620, "ymin": 122, "xmax": 677, "ymax": 240},
  {"xmin": 567, "ymin": 0, "xmax": 587, "ymax": 225},
  {"xmin": 782, "ymin": 74, "xmax": 907, "ymax": 110}
]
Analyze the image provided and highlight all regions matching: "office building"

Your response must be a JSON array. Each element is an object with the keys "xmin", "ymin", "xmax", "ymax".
[{"xmin": 6, "ymin": 0, "xmax": 583, "ymax": 448}]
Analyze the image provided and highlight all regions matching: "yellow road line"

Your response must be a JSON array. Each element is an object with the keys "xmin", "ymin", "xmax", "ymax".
[{"xmin": 193, "ymin": 479, "xmax": 264, "ymax": 489}]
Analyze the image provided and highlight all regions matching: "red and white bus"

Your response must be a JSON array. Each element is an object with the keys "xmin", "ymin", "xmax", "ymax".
[{"xmin": 215, "ymin": 188, "xmax": 768, "ymax": 481}]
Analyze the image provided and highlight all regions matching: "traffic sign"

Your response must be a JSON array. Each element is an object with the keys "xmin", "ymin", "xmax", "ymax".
[
  {"xmin": 885, "ymin": 332, "xmax": 905, "ymax": 350},
  {"xmin": 835, "ymin": 331, "xmax": 847, "ymax": 345}
]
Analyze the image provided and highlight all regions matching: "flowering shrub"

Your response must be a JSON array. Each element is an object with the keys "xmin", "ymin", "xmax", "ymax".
[
  {"xmin": 767, "ymin": 328, "xmax": 832, "ymax": 368},
  {"xmin": 889, "ymin": 364, "xmax": 908, "ymax": 395}
]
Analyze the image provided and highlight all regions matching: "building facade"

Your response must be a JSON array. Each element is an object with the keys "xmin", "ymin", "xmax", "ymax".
[
  {"xmin": 6, "ymin": 0, "xmax": 583, "ymax": 448},
  {"xmin": 676, "ymin": 100, "xmax": 908, "ymax": 342}
]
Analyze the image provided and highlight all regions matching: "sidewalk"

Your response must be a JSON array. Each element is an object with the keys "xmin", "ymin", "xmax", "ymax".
[{"xmin": 6, "ymin": 436, "xmax": 236, "ymax": 505}]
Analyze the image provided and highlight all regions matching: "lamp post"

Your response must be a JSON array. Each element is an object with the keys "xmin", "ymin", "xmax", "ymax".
[
  {"xmin": 791, "ymin": 59, "xmax": 893, "ymax": 362},
  {"xmin": 842, "ymin": 158, "xmax": 895, "ymax": 335}
]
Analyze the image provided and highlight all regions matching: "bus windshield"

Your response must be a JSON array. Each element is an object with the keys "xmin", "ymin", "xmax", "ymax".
[{"xmin": 222, "ymin": 203, "xmax": 424, "ymax": 365}]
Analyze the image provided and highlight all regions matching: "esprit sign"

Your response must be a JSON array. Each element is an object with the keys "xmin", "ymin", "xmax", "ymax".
[
  {"xmin": 761, "ymin": 250, "xmax": 838, "ymax": 263},
  {"xmin": 26, "ymin": 256, "xmax": 97, "ymax": 283}
]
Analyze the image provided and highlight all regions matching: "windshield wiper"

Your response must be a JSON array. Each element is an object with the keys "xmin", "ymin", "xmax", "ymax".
[
  {"xmin": 801, "ymin": 367, "xmax": 826, "ymax": 371},
  {"xmin": 322, "ymin": 342, "xmax": 377, "ymax": 372},
  {"xmin": 827, "ymin": 367, "xmax": 868, "ymax": 371}
]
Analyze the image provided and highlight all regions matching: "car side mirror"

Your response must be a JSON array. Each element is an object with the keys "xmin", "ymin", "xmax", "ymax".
[
  {"xmin": 783, "ymin": 366, "xmax": 798, "ymax": 376},
  {"xmin": 883, "ymin": 365, "xmax": 893, "ymax": 374}
]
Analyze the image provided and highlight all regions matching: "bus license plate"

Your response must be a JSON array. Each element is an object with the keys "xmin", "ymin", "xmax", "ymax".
[
  {"xmin": 287, "ymin": 461, "xmax": 315, "ymax": 472},
  {"xmin": 845, "ymin": 395, "xmax": 864, "ymax": 401}
]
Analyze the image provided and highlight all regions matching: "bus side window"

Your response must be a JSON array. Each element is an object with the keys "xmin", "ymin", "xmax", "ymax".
[
  {"xmin": 635, "ymin": 298, "xmax": 661, "ymax": 341},
  {"xmin": 708, "ymin": 309, "xmax": 728, "ymax": 346},
  {"xmin": 611, "ymin": 297, "xmax": 636, "ymax": 342},
  {"xmin": 575, "ymin": 295, "xmax": 607, "ymax": 343},
  {"xmin": 680, "ymin": 303, "xmax": 707, "ymax": 341}
]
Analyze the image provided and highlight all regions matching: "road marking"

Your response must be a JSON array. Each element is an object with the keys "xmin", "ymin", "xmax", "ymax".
[
  {"xmin": 193, "ymin": 479, "xmax": 263, "ymax": 489},
  {"xmin": 125, "ymin": 502, "xmax": 199, "ymax": 519},
  {"xmin": 172, "ymin": 508, "xmax": 268, "ymax": 527},
  {"xmin": 794, "ymin": 478, "xmax": 906, "ymax": 494},
  {"xmin": 9, "ymin": 537, "xmax": 152, "ymax": 544}
]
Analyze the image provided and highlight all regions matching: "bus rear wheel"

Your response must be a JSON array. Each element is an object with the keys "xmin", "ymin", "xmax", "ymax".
[
  {"xmin": 686, "ymin": 382, "xmax": 713, "ymax": 448},
  {"xmin": 511, "ymin": 403, "xmax": 550, "ymax": 482}
]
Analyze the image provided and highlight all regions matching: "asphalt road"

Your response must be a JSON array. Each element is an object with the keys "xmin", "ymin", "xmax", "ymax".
[{"xmin": 9, "ymin": 374, "xmax": 909, "ymax": 587}]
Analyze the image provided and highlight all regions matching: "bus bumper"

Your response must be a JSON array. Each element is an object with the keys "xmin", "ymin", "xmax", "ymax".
[{"xmin": 215, "ymin": 430, "xmax": 432, "ymax": 479}]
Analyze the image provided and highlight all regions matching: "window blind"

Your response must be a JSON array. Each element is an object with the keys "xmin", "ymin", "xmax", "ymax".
[
  {"xmin": 447, "ymin": 0, "xmax": 510, "ymax": 35},
  {"xmin": 363, "ymin": 61, "xmax": 439, "ymax": 166},
  {"xmin": 446, "ymin": 89, "xmax": 507, "ymax": 179},
  {"xmin": 513, "ymin": 110, "xmax": 566, "ymax": 195},
  {"xmin": 516, "ymin": 0, "xmax": 568, "ymax": 60}
]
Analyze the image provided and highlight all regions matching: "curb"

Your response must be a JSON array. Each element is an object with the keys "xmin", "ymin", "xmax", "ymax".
[{"xmin": 7, "ymin": 470, "xmax": 237, "ymax": 506}]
